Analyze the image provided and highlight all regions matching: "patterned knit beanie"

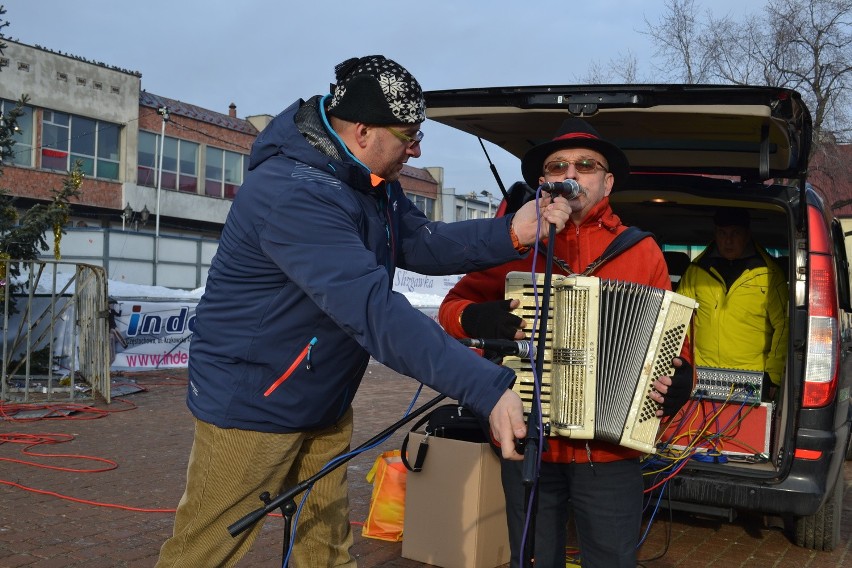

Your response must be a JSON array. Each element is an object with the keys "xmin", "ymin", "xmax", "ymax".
[{"xmin": 327, "ymin": 55, "xmax": 425, "ymax": 125}]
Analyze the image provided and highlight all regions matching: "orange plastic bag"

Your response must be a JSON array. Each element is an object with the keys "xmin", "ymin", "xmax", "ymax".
[{"xmin": 362, "ymin": 449, "xmax": 407, "ymax": 541}]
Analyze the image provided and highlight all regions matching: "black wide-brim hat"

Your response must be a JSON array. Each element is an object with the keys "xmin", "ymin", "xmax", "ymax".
[
  {"xmin": 713, "ymin": 207, "xmax": 751, "ymax": 228},
  {"xmin": 521, "ymin": 117, "xmax": 630, "ymax": 191}
]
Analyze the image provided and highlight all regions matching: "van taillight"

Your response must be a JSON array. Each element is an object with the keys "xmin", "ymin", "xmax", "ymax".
[{"xmin": 803, "ymin": 205, "xmax": 840, "ymax": 408}]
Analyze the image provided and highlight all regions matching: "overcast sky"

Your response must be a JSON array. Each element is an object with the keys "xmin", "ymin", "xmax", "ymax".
[{"xmin": 4, "ymin": 0, "xmax": 751, "ymax": 196}]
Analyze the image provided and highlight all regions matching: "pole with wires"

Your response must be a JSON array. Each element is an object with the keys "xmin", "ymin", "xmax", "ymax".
[
  {"xmin": 519, "ymin": 180, "xmax": 580, "ymax": 568},
  {"xmin": 154, "ymin": 106, "xmax": 170, "ymax": 286}
]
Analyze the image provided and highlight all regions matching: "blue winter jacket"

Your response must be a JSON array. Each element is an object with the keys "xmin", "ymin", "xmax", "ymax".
[{"xmin": 186, "ymin": 95, "xmax": 523, "ymax": 433}]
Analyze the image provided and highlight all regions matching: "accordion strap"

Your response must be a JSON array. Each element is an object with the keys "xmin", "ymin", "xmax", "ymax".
[
  {"xmin": 539, "ymin": 226, "xmax": 654, "ymax": 276},
  {"xmin": 582, "ymin": 227, "xmax": 655, "ymax": 275}
]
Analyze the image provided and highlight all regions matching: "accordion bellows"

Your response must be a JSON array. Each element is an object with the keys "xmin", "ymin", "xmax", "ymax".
[{"xmin": 504, "ymin": 272, "xmax": 698, "ymax": 454}]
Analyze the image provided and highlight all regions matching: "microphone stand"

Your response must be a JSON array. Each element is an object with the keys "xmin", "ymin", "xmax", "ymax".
[
  {"xmin": 520, "ymin": 188, "xmax": 564, "ymax": 568},
  {"xmin": 228, "ymin": 392, "xmax": 447, "ymax": 566}
]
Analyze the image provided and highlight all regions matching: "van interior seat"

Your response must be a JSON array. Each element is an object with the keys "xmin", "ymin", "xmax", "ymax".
[
  {"xmin": 663, "ymin": 251, "xmax": 692, "ymax": 288},
  {"xmin": 774, "ymin": 255, "xmax": 790, "ymax": 279}
]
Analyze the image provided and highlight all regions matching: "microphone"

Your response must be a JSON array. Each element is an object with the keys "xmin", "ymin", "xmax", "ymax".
[
  {"xmin": 459, "ymin": 338, "xmax": 536, "ymax": 358},
  {"xmin": 538, "ymin": 179, "xmax": 581, "ymax": 199}
]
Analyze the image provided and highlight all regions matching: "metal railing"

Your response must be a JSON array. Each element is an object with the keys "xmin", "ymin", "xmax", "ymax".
[{"xmin": 0, "ymin": 260, "xmax": 111, "ymax": 404}]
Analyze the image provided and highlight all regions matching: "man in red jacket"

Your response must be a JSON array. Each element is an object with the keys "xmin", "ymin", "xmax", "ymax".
[{"xmin": 438, "ymin": 118, "xmax": 693, "ymax": 568}]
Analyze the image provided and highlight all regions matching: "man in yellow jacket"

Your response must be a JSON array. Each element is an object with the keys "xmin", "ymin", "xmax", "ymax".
[{"xmin": 677, "ymin": 207, "xmax": 788, "ymax": 398}]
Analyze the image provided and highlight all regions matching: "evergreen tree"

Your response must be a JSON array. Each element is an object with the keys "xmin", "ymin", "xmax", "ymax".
[{"xmin": 0, "ymin": 4, "xmax": 81, "ymax": 299}]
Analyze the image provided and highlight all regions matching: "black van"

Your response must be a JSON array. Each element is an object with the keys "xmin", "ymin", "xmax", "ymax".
[{"xmin": 425, "ymin": 84, "xmax": 852, "ymax": 551}]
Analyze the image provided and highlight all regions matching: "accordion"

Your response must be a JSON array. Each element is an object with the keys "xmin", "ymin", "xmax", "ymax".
[{"xmin": 504, "ymin": 272, "xmax": 698, "ymax": 454}]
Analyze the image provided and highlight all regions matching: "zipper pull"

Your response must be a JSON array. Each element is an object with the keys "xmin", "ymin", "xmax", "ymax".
[
  {"xmin": 305, "ymin": 336, "xmax": 317, "ymax": 370},
  {"xmin": 264, "ymin": 336, "xmax": 318, "ymax": 397}
]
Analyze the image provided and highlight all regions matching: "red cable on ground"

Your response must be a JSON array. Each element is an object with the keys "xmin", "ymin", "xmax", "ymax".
[
  {"xmin": 0, "ymin": 380, "xmax": 280, "ymax": 520},
  {"xmin": 0, "ymin": 397, "xmax": 138, "ymax": 421},
  {"xmin": 0, "ymin": 380, "xmax": 199, "ymax": 515},
  {"xmin": 0, "ymin": 477, "xmax": 295, "ymax": 519},
  {"xmin": 0, "ymin": 478, "xmax": 176, "ymax": 513},
  {"xmin": 0, "ymin": 431, "xmax": 118, "ymax": 472}
]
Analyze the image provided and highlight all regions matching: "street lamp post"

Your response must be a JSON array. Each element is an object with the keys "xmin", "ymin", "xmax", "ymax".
[
  {"xmin": 122, "ymin": 202, "xmax": 132, "ymax": 231},
  {"xmin": 154, "ymin": 105, "xmax": 170, "ymax": 286}
]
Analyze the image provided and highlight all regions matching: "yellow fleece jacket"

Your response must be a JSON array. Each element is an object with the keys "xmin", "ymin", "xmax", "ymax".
[{"xmin": 676, "ymin": 243, "xmax": 788, "ymax": 385}]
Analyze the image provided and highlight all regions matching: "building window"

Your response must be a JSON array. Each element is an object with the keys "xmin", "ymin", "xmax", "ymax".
[
  {"xmin": 93, "ymin": 121, "xmax": 120, "ymax": 179},
  {"xmin": 138, "ymin": 131, "xmax": 198, "ymax": 192},
  {"xmin": 205, "ymin": 146, "xmax": 246, "ymax": 199},
  {"xmin": 205, "ymin": 147, "xmax": 223, "ymax": 197},
  {"xmin": 71, "ymin": 116, "xmax": 97, "ymax": 174},
  {"xmin": 179, "ymin": 140, "xmax": 199, "ymax": 192},
  {"xmin": 41, "ymin": 110, "xmax": 69, "ymax": 171},
  {"xmin": 407, "ymin": 193, "xmax": 436, "ymax": 220},
  {"xmin": 1, "ymin": 99, "xmax": 34, "ymax": 167},
  {"xmin": 137, "ymin": 131, "xmax": 156, "ymax": 186},
  {"xmin": 41, "ymin": 110, "xmax": 120, "ymax": 180}
]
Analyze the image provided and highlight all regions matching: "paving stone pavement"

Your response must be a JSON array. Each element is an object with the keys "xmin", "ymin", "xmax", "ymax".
[{"xmin": 0, "ymin": 361, "xmax": 849, "ymax": 567}]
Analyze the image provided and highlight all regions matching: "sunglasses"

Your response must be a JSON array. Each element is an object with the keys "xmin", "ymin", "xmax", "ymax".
[
  {"xmin": 384, "ymin": 126, "xmax": 424, "ymax": 148},
  {"xmin": 543, "ymin": 158, "xmax": 608, "ymax": 176}
]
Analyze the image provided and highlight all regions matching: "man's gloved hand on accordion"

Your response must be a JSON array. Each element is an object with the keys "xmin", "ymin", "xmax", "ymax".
[
  {"xmin": 460, "ymin": 299, "xmax": 525, "ymax": 340},
  {"xmin": 460, "ymin": 299, "xmax": 526, "ymax": 361},
  {"xmin": 652, "ymin": 357, "xmax": 694, "ymax": 418}
]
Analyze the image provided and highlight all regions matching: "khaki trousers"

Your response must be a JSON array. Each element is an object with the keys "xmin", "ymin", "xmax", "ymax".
[{"xmin": 156, "ymin": 409, "xmax": 355, "ymax": 567}]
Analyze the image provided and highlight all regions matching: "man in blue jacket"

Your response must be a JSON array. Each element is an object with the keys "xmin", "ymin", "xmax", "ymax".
[{"xmin": 156, "ymin": 55, "xmax": 571, "ymax": 567}]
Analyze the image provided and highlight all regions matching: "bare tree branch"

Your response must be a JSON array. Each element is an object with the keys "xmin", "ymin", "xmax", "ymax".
[{"xmin": 640, "ymin": 0, "xmax": 852, "ymax": 146}]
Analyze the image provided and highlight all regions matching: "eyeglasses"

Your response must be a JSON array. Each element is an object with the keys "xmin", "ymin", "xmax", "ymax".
[
  {"xmin": 384, "ymin": 126, "xmax": 424, "ymax": 148},
  {"xmin": 543, "ymin": 158, "xmax": 608, "ymax": 176}
]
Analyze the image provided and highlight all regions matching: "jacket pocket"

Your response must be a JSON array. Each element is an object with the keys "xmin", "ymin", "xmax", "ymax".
[{"xmin": 264, "ymin": 337, "xmax": 317, "ymax": 397}]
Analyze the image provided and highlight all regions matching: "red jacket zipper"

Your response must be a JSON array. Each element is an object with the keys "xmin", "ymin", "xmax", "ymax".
[{"xmin": 264, "ymin": 337, "xmax": 317, "ymax": 397}]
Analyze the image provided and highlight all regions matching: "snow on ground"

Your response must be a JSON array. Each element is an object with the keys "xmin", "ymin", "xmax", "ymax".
[
  {"xmin": 107, "ymin": 280, "xmax": 204, "ymax": 300},
  {"xmin": 401, "ymin": 292, "xmax": 444, "ymax": 308}
]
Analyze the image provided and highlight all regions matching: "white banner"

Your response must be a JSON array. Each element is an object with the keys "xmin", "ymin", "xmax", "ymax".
[
  {"xmin": 392, "ymin": 269, "xmax": 461, "ymax": 304},
  {"xmin": 109, "ymin": 270, "xmax": 456, "ymax": 371},
  {"xmin": 110, "ymin": 299, "xmax": 197, "ymax": 371}
]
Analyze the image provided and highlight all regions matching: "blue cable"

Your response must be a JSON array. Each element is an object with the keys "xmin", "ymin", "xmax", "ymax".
[
  {"xmin": 280, "ymin": 382, "xmax": 425, "ymax": 567},
  {"xmin": 517, "ymin": 187, "xmax": 548, "ymax": 563}
]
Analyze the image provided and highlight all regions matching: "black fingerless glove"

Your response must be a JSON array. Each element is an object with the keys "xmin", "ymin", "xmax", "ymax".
[
  {"xmin": 460, "ymin": 299, "xmax": 522, "ymax": 340},
  {"xmin": 662, "ymin": 358, "xmax": 694, "ymax": 417}
]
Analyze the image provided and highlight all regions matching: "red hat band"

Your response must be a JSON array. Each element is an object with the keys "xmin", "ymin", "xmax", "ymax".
[{"xmin": 553, "ymin": 132, "xmax": 600, "ymax": 142}]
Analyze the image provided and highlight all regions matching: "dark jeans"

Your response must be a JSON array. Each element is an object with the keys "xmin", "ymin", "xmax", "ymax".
[{"xmin": 501, "ymin": 456, "xmax": 643, "ymax": 568}]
